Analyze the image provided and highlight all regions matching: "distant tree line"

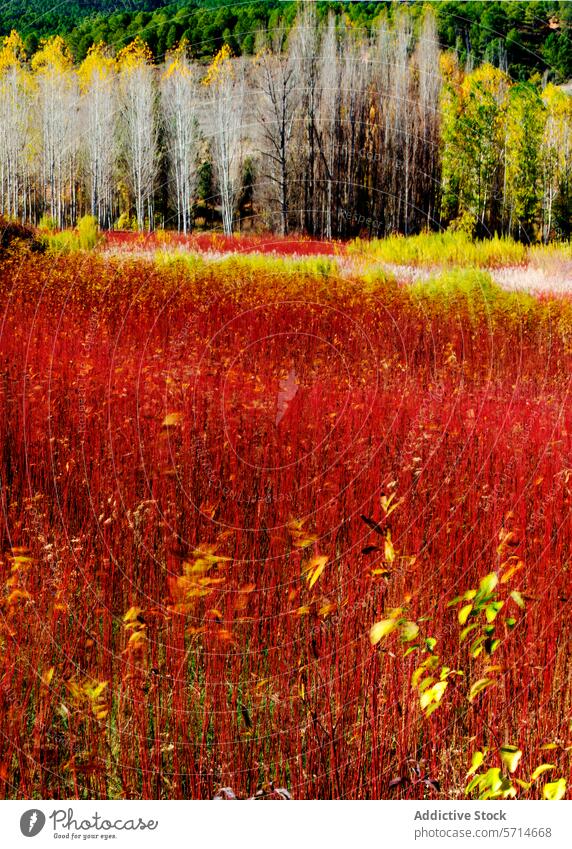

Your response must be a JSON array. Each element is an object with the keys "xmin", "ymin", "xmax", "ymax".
[
  {"xmin": 1, "ymin": 7, "xmax": 572, "ymax": 241},
  {"xmin": 2, "ymin": 1, "xmax": 572, "ymax": 82}
]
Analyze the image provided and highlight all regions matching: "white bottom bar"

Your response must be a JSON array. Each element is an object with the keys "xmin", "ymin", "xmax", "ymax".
[{"xmin": 2, "ymin": 800, "xmax": 568, "ymax": 848}]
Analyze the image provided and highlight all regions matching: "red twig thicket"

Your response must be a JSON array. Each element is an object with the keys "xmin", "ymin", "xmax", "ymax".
[{"xmin": 0, "ymin": 249, "xmax": 571, "ymax": 799}]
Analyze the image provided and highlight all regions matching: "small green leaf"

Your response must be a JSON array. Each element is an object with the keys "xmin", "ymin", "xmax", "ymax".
[
  {"xmin": 467, "ymin": 750, "xmax": 484, "ymax": 777},
  {"xmin": 485, "ymin": 600, "xmax": 504, "ymax": 622},
  {"xmin": 460, "ymin": 623, "xmax": 479, "ymax": 642},
  {"xmin": 478, "ymin": 573, "xmax": 498, "ymax": 597},
  {"xmin": 465, "ymin": 774, "xmax": 481, "ymax": 795},
  {"xmin": 510, "ymin": 590, "xmax": 525, "ymax": 609},
  {"xmin": 470, "ymin": 635, "xmax": 486, "ymax": 658},
  {"xmin": 482, "ymin": 767, "xmax": 503, "ymax": 793}
]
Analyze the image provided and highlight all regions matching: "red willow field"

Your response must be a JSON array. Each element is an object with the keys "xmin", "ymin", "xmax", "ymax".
[
  {"xmin": 1, "ymin": 246, "xmax": 572, "ymax": 800},
  {"xmin": 103, "ymin": 230, "xmax": 344, "ymax": 257}
]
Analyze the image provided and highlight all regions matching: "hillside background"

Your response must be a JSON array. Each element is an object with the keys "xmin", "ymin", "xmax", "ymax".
[{"xmin": 2, "ymin": 0, "xmax": 572, "ymax": 80}]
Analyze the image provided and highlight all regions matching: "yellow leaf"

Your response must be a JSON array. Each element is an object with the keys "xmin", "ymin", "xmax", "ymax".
[
  {"xmin": 380, "ymin": 493, "xmax": 403, "ymax": 517},
  {"xmin": 500, "ymin": 558, "xmax": 524, "ymax": 583},
  {"xmin": 370, "ymin": 619, "xmax": 397, "ymax": 645},
  {"xmin": 41, "ymin": 667, "xmax": 55, "ymax": 687},
  {"xmin": 384, "ymin": 531, "xmax": 396, "ymax": 564},
  {"xmin": 467, "ymin": 750, "xmax": 484, "ymax": 777},
  {"xmin": 89, "ymin": 681, "xmax": 108, "ymax": 699},
  {"xmin": 10, "ymin": 555, "xmax": 34, "ymax": 569},
  {"xmin": 400, "ymin": 620, "xmax": 419, "ymax": 642},
  {"xmin": 306, "ymin": 555, "xmax": 328, "ymax": 589},
  {"xmin": 468, "ymin": 678, "xmax": 496, "ymax": 702},
  {"xmin": 458, "ymin": 603, "xmax": 473, "ymax": 625},
  {"xmin": 293, "ymin": 535, "xmax": 318, "ymax": 549},
  {"xmin": 531, "ymin": 764, "xmax": 555, "ymax": 781},
  {"xmin": 123, "ymin": 606, "xmax": 141, "ymax": 624},
  {"xmin": 543, "ymin": 778, "xmax": 566, "ymax": 800},
  {"xmin": 420, "ymin": 680, "xmax": 447, "ymax": 711},
  {"xmin": 117, "ymin": 36, "xmax": 153, "ymax": 70},
  {"xmin": 6, "ymin": 589, "xmax": 31, "ymax": 605},
  {"xmin": 478, "ymin": 573, "xmax": 498, "ymax": 596},
  {"xmin": 162, "ymin": 412, "xmax": 183, "ymax": 427},
  {"xmin": 380, "ymin": 493, "xmax": 394, "ymax": 513},
  {"xmin": 500, "ymin": 745, "xmax": 522, "ymax": 774}
]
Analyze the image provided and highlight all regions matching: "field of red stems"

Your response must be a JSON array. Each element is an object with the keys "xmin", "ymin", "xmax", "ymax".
[
  {"xmin": 104, "ymin": 230, "xmax": 344, "ymax": 257},
  {"xmin": 2, "ymin": 247, "xmax": 572, "ymax": 801}
]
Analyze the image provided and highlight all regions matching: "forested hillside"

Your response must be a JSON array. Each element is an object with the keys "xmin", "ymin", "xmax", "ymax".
[
  {"xmin": 2, "ymin": 1, "xmax": 572, "ymax": 80},
  {"xmin": 2, "ymin": 6, "xmax": 572, "ymax": 242}
]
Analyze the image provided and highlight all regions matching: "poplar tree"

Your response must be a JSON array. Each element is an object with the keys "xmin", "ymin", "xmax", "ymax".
[
  {"xmin": 0, "ymin": 31, "xmax": 32, "ymax": 221},
  {"xmin": 78, "ymin": 43, "xmax": 117, "ymax": 228},
  {"xmin": 32, "ymin": 36, "xmax": 79, "ymax": 227},
  {"xmin": 253, "ymin": 26, "xmax": 297, "ymax": 236},
  {"xmin": 203, "ymin": 45, "xmax": 244, "ymax": 236},
  {"xmin": 118, "ymin": 37, "xmax": 158, "ymax": 231},
  {"xmin": 161, "ymin": 43, "xmax": 200, "ymax": 234}
]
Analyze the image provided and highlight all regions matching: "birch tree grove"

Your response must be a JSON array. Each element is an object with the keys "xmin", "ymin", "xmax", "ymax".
[
  {"xmin": 411, "ymin": 13, "xmax": 442, "ymax": 231},
  {"xmin": 161, "ymin": 46, "xmax": 200, "ymax": 234},
  {"xmin": 118, "ymin": 38, "xmax": 157, "ymax": 231},
  {"xmin": 32, "ymin": 36, "xmax": 79, "ymax": 227},
  {"xmin": 203, "ymin": 45, "xmax": 245, "ymax": 236},
  {"xmin": 0, "ymin": 32, "xmax": 31, "ymax": 221},
  {"xmin": 289, "ymin": 6, "xmax": 320, "ymax": 235},
  {"xmin": 78, "ymin": 44, "xmax": 117, "ymax": 228},
  {"xmin": 0, "ymin": 9, "xmax": 571, "ymax": 241}
]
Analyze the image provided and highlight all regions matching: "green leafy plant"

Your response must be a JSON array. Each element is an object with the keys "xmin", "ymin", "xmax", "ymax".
[
  {"xmin": 370, "ymin": 608, "xmax": 463, "ymax": 718},
  {"xmin": 448, "ymin": 571, "xmax": 524, "ymax": 662},
  {"xmin": 466, "ymin": 746, "xmax": 567, "ymax": 800},
  {"xmin": 77, "ymin": 214, "xmax": 99, "ymax": 250},
  {"xmin": 38, "ymin": 214, "xmax": 58, "ymax": 232}
]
